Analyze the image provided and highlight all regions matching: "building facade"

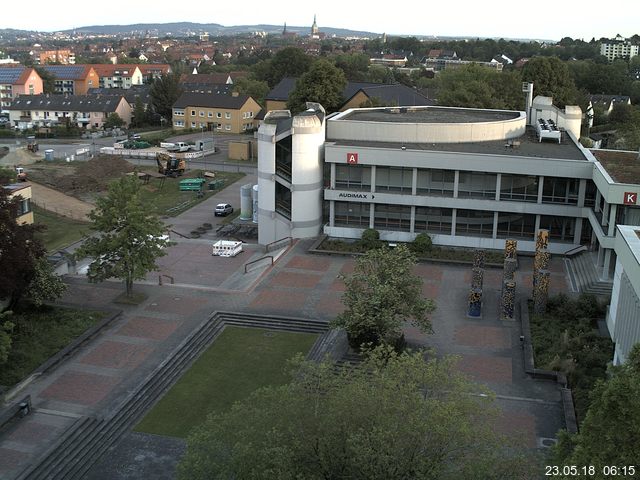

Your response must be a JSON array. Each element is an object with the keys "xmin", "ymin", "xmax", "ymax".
[
  {"xmin": 0, "ymin": 67, "xmax": 43, "ymax": 111},
  {"xmin": 172, "ymin": 92, "xmax": 261, "ymax": 133},
  {"xmin": 41, "ymin": 65, "xmax": 99, "ymax": 95},
  {"xmin": 600, "ymin": 36, "xmax": 639, "ymax": 62},
  {"xmin": 91, "ymin": 65, "xmax": 143, "ymax": 89},
  {"xmin": 4, "ymin": 183, "xmax": 33, "ymax": 225},
  {"xmin": 37, "ymin": 49, "xmax": 75, "ymax": 65},
  {"xmin": 257, "ymin": 99, "xmax": 640, "ymax": 285}
]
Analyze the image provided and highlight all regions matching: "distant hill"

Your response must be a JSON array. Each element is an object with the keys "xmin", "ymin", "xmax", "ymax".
[{"xmin": 67, "ymin": 22, "xmax": 378, "ymax": 38}]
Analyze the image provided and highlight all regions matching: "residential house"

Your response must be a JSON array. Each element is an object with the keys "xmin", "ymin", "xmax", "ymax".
[
  {"xmin": 138, "ymin": 64, "xmax": 171, "ymax": 83},
  {"xmin": 90, "ymin": 64, "xmax": 143, "ymax": 89},
  {"xmin": 369, "ymin": 54, "xmax": 408, "ymax": 68},
  {"xmin": 589, "ymin": 94, "xmax": 632, "ymax": 115},
  {"xmin": 0, "ymin": 67, "xmax": 43, "ymax": 111},
  {"xmin": 491, "ymin": 54, "xmax": 513, "ymax": 65},
  {"xmin": 40, "ymin": 65, "xmax": 99, "ymax": 95},
  {"xmin": 172, "ymin": 92, "xmax": 261, "ymax": 133},
  {"xmin": 4, "ymin": 183, "xmax": 33, "ymax": 225},
  {"xmin": 264, "ymin": 78, "xmax": 434, "ymax": 113},
  {"xmin": 7, "ymin": 94, "xmax": 132, "ymax": 130}
]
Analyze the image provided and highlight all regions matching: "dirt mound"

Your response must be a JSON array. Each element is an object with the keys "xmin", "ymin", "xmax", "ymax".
[{"xmin": 55, "ymin": 155, "xmax": 135, "ymax": 193}]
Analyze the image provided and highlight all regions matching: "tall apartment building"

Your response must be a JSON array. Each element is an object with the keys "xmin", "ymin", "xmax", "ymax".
[
  {"xmin": 37, "ymin": 49, "xmax": 75, "ymax": 65},
  {"xmin": 600, "ymin": 35, "xmax": 639, "ymax": 62}
]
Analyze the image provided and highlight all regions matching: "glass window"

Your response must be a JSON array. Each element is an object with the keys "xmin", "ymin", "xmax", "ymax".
[
  {"xmin": 199, "ymin": 111, "xmax": 204, "ymax": 117},
  {"xmin": 416, "ymin": 169, "xmax": 454, "ymax": 197},
  {"xmin": 455, "ymin": 209, "xmax": 495, "ymax": 237},
  {"xmin": 335, "ymin": 165, "xmax": 371, "ymax": 190},
  {"xmin": 216, "ymin": 112, "xmax": 222, "ymax": 118},
  {"xmin": 374, "ymin": 204, "xmax": 411, "ymax": 231},
  {"xmin": 225, "ymin": 112, "xmax": 231, "ymax": 119},
  {"xmin": 375, "ymin": 167, "xmax": 413, "ymax": 193},
  {"xmin": 190, "ymin": 110, "xmax": 196, "ymax": 116},
  {"xmin": 542, "ymin": 177, "xmax": 579, "ymax": 205},
  {"xmin": 496, "ymin": 213, "xmax": 536, "ymax": 239},
  {"xmin": 539, "ymin": 215, "xmax": 576, "ymax": 242},
  {"xmin": 334, "ymin": 202, "xmax": 370, "ymax": 227},
  {"xmin": 191, "ymin": 122, "xmax": 196, "ymax": 128},
  {"xmin": 457, "ymin": 172, "xmax": 497, "ymax": 199},
  {"xmin": 584, "ymin": 180, "xmax": 597, "ymax": 207},
  {"xmin": 500, "ymin": 175, "xmax": 539, "ymax": 202},
  {"xmin": 225, "ymin": 124, "xmax": 231, "ymax": 131},
  {"xmin": 414, "ymin": 207, "xmax": 452, "ymax": 234}
]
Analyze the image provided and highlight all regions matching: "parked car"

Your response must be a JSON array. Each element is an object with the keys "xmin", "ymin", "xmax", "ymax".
[
  {"xmin": 215, "ymin": 203, "xmax": 234, "ymax": 216},
  {"xmin": 129, "ymin": 133, "xmax": 141, "ymax": 140}
]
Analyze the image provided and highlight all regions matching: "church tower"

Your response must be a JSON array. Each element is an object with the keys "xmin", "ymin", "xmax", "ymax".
[{"xmin": 311, "ymin": 15, "xmax": 319, "ymax": 36}]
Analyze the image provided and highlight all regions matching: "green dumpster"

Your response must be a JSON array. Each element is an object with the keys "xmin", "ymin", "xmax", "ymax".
[
  {"xmin": 208, "ymin": 179, "xmax": 225, "ymax": 190},
  {"xmin": 179, "ymin": 178, "xmax": 206, "ymax": 191}
]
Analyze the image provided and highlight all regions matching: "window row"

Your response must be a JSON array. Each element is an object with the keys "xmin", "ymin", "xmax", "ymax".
[
  {"xmin": 333, "ymin": 202, "xmax": 577, "ymax": 241},
  {"xmin": 191, "ymin": 110, "xmax": 232, "ymax": 118},
  {"xmin": 334, "ymin": 165, "xmax": 582, "ymax": 205}
]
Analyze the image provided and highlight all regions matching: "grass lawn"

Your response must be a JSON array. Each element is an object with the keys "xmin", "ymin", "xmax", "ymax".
[
  {"xmin": 33, "ymin": 205, "xmax": 91, "ymax": 252},
  {"xmin": 134, "ymin": 326, "xmax": 318, "ymax": 438},
  {"xmin": 0, "ymin": 306, "xmax": 104, "ymax": 388},
  {"xmin": 137, "ymin": 170, "xmax": 245, "ymax": 217}
]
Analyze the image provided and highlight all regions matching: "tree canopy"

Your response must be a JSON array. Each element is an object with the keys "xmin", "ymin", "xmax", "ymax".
[
  {"xmin": 150, "ymin": 72, "xmax": 184, "ymax": 121},
  {"xmin": 553, "ymin": 343, "xmax": 640, "ymax": 477},
  {"xmin": 331, "ymin": 244, "xmax": 435, "ymax": 349},
  {"xmin": 76, "ymin": 175, "xmax": 169, "ymax": 297},
  {"xmin": 287, "ymin": 59, "xmax": 347, "ymax": 114},
  {"xmin": 255, "ymin": 47, "xmax": 313, "ymax": 87},
  {"xmin": 522, "ymin": 56, "xmax": 579, "ymax": 107},
  {"xmin": 178, "ymin": 346, "xmax": 536, "ymax": 480}
]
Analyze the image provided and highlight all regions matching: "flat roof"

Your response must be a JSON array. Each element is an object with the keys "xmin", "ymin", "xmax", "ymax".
[
  {"xmin": 590, "ymin": 149, "xmax": 640, "ymax": 184},
  {"xmin": 340, "ymin": 106, "xmax": 520, "ymax": 124},
  {"xmin": 330, "ymin": 126, "xmax": 587, "ymax": 161}
]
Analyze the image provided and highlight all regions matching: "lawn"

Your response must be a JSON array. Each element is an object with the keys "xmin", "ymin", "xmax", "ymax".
[
  {"xmin": 33, "ymin": 205, "xmax": 91, "ymax": 252},
  {"xmin": 134, "ymin": 326, "xmax": 318, "ymax": 438},
  {"xmin": 137, "ymin": 170, "xmax": 245, "ymax": 217},
  {"xmin": 0, "ymin": 306, "xmax": 104, "ymax": 388}
]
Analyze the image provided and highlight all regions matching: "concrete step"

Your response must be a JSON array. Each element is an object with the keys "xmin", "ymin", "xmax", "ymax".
[{"xmin": 568, "ymin": 253, "xmax": 612, "ymax": 297}]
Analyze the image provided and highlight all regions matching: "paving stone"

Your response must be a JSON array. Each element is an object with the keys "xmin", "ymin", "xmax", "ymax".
[
  {"xmin": 40, "ymin": 371, "xmax": 121, "ymax": 406},
  {"xmin": 271, "ymin": 271, "xmax": 322, "ymax": 289},
  {"xmin": 116, "ymin": 316, "xmax": 182, "ymax": 341},
  {"xmin": 454, "ymin": 325, "xmax": 512, "ymax": 349},
  {"xmin": 285, "ymin": 255, "xmax": 331, "ymax": 272},
  {"xmin": 456, "ymin": 355, "xmax": 513, "ymax": 384},
  {"xmin": 79, "ymin": 341, "xmax": 154, "ymax": 369}
]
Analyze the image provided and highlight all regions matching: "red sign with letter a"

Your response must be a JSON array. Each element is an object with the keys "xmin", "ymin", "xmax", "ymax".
[
  {"xmin": 347, "ymin": 153, "xmax": 358, "ymax": 165},
  {"xmin": 624, "ymin": 192, "xmax": 638, "ymax": 205}
]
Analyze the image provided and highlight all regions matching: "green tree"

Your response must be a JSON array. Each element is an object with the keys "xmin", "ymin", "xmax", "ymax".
[
  {"xmin": 34, "ymin": 66, "xmax": 56, "ymax": 94},
  {"xmin": 103, "ymin": 112, "xmax": 125, "ymax": 129},
  {"xmin": 232, "ymin": 77, "xmax": 269, "ymax": 106},
  {"xmin": 150, "ymin": 73, "xmax": 184, "ymax": 121},
  {"xmin": 287, "ymin": 59, "xmax": 347, "ymax": 114},
  {"xmin": 332, "ymin": 244, "xmax": 435, "ymax": 349},
  {"xmin": 256, "ymin": 47, "xmax": 312, "ymax": 87},
  {"xmin": 0, "ymin": 183, "xmax": 48, "ymax": 311},
  {"xmin": 522, "ymin": 56, "xmax": 579, "ymax": 107},
  {"xmin": 76, "ymin": 176, "xmax": 169, "ymax": 297},
  {"xmin": 24, "ymin": 258, "xmax": 67, "ymax": 307},
  {"xmin": 131, "ymin": 97, "xmax": 147, "ymax": 128},
  {"xmin": 178, "ymin": 346, "xmax": 536, "ymax": 480},
  {"xmin": 334, "ymin": 53, "xmax": 371, "ymax": 81},
  {"xmin": 553, "ymin": 343, "xmax": 640, "ymax": 478},
  {"xmin": 0, "ymin": 311, "xmax": 14, "ymax": 365}
]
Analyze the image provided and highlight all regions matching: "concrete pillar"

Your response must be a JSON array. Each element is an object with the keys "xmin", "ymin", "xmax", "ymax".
[
  {"xmin": 369, "ymin": 202, "xmax": 375, "ymax": 228},
  {"xmin": 370, "ymin": 165, "xmax": 376, "ymax": 193},
  {"xmin": 495, "ymin": 173, "xmax": 501, "ymax": 201},
  {"xmin": 574, "ymin": 217, "xmax": 583, "ymax": 245},
  {"xmin": 410, "ymin": 206, "xmax": 416, "ymax": 233},
  {"xmin": 602, "ymin": 200, "xmax": 609, "ymax": 227},
  {"xmin": 595, "ymin": 190, "xmax": 601, "ymax": 212},
  {"xmin": 608, "ymin": 204, "xmax": 618, "ymax": 237},
  {"xmin": 578, "ymin": 179, "xmax": 586, "ymax": 208},
  {"xmin": 537, "ymin": 176, "xmax": 544, "ymax": 204},
  {"xmin": 492, "ymin": 212, "xmax": 498, "ymax": 239},
  {"xmin": 451, "ymin": 209, "xmax": 457, "ymax": 236},
  {"xmin": 412, "ymin": 168, "xmax": 417, "ymax": 196},
  {"xmin": 534, "ymin": 214, "xmax": 541, "ymax": 234},
  {"xmin": 453, "ymin": 170, "xmax": 460, "ymax": 198},
  {"xmin": 329, "ymin": 200, "xmax": 335, "ymax": 227},
  {"xmin": 330, "ymin": 163, "xmax": 336, "ymax": 189},
  {"xmin": 603, "ymin": 249, "xmax": 612, "ymax": 280}
]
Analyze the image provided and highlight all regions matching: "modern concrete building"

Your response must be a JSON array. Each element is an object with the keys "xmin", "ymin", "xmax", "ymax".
[
  {"xmin": 607, "ymin": 225, "xmax": 640, "ymax": 364},
  {"xmin": 257, "ymin": 96, "xmax": 640, "ymax": 286}
]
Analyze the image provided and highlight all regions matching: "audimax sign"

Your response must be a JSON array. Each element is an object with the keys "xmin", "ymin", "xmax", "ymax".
[{"xmin": 337, "ymin": 192, "xmax": 374, "ymax": 199}]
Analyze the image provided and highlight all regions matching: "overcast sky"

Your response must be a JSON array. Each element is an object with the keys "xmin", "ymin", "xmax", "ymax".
[{"xmin": 5, "ymin": 0, "xmax": 639, "ymax": 41}]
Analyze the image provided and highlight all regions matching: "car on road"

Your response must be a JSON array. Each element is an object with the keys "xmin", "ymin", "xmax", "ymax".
[
  {"xmin": 129, "ymin": 133, "xmax": 141, "ymax": 140},
  {"xmin": 215, "ymin": 203, "xmax": 234, "ymax": 216}
]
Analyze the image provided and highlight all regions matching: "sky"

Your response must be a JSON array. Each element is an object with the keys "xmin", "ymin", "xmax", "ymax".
[{"xmin": 4, "ymin": 0, "xmax": 639, "ymax": 41}]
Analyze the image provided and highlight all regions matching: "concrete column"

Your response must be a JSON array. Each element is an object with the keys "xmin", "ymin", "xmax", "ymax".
[
  {"xmin": 330, "ymin": 163, "xmax": 336, "ymax": 189},
  {"xmin": 370, "ymin": 165, "xmax": 376, "ymax": 193},
  {"xmin": 369, "ymin": 202, "xmax": 375, "ymax": 228},
  {"xmin": 602, "ymin": 200, "xmax": 609, "ymax": 227},
  {"xmin": 495, "ymin": 173, "xmax": 501, "ymax": 201},
  {"xmin": 453, "ymin": 170, "xmax": 460, "ymax": 199},
  {"xmin": 492, "ymin": 211, "xmax": 498, "ymax": 239},
  {"xmin": 451, "ymin": 209, "xmax": 457, "ymax": 236},
  {"xmin": 595, "ymin": 190, "xmax": 601, "ymax": 212},
  {"xmin": 597, "ymin": 245, "xmax": 604, "ymax": 268},
  {"xmin": 574, "ymin": 217, "xmax": 583, "ymax": 245},
  {"xmin": 578, "ymin": 179, "xmax": 586, "ymax": 208},
  {"xmin": 329, "ymin": 200, "xmax": 335, "ymax": 227},
  {"xmin": 534, "ymin": 214, "xmax": 541, "ymax": 233},
  {"xmin": 537, "ymin": 176, "xmax": 544, "ymax": 204},
  {"xmin": 603, "ymin": 249, "xmax": 612, "ymax": 280},
  {"xmin": 412, "ymin": 168, "xmax": 417, "ymax": 196},
  {"xmin": 608, "ymin": 204, "xmax": 618, "ymax": 237},
  {"xmin": 410, "ymin": 206, "xmax": 416, "ymax": 233}
]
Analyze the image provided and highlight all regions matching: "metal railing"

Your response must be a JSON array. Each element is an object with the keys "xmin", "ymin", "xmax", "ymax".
[
  {"xmin": 264, "ymin": 236, "xmax": 293, "ymax": 253},
  {"xmin": 244, "ymin": 255, "xmax": 274, "ymax": 273}
]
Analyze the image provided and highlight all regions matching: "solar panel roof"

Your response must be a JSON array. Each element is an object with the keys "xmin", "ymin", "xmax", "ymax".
[
  {"xmin": 41, "ymin": 65, "xmax": 86, "ymax": 80},
  {"xmin": 0, "ymin": 67, "xmax": 26, "ymax": 84}
]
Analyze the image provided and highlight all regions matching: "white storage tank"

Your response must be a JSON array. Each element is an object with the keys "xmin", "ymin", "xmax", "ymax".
[{"xmin": 240, "ymin": 183, "xmax": 253, "ymax": 220}]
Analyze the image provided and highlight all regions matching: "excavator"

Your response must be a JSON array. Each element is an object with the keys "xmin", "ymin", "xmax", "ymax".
[{"xmin": 156, "ymin": 152, "xmax": 186, "ymax": 177}]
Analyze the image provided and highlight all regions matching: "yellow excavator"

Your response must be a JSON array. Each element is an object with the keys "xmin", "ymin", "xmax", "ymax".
[{"xmin": 156, "ymin": 152, "xmax": 186, "ymax": 177}]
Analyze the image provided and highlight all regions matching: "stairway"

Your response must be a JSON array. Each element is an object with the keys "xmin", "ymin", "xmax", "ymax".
[
  {"xmin": 566, "ymin": 252, "xmax": 613, "ymax": 297},
  {"xmin": 17, "ymin": 312, "xmax": 329, "ymax": 480}
]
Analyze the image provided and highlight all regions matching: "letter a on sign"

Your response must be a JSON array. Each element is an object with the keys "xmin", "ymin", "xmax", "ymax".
[
  {"xmin": 624, "ymin": 192, "xmax": 637, "ymax": 205},
  {"xmin": 347, "ymin": 152, "xmax": 358, "ymax": 164}
]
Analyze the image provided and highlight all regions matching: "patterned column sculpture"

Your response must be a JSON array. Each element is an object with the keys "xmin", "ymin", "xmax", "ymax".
[
  {"xmin": 504, "ymin": 239, "xmax": 518, "ymax": 261},
  {"xmin": 535, "ymin": 229, "xmax": 549, "ymax": 252},
  {"xmin": 533, "ymin": 269, "xmax": 550, "ymax": 315},
  {"xmin": 468, "ymin": 288, "xmax": 482, "ymax": 318},
  {"xmin": 473, "ymin": 249, "xmax": 486, "ymax": 270},
  {"xmin": 471, "ymin": 267, "xmax": 484, "ymax": 290},
  {"xmin": 533, "ymin": 250, "xmax": 551, "ymax": 288},
  {"xmin": 501, "ymin": 280, "xmax": 516, "ymax": 320},
  {"xmin": 503, "ymin": 258, "xmax": 517, "ymax": 280}
]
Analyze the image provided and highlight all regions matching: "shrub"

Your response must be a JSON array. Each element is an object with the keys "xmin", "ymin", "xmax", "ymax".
[
  {"xmin": 359, "ymin": 228, "xmax": 382, "ymax": 250},
  {"xmin": 411, "ymin": 232, "xmax": 433, "ymax": 254}
]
